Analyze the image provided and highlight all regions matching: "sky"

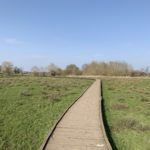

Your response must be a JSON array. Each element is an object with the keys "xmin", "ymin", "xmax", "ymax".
[{"xmin": 0, "ymin": 0, "xmax": 150, "ymax": 71}]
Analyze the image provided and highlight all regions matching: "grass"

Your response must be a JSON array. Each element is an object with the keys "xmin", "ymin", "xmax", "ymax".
[
  {"xmin": 102, "ymin": 78, "xmax": 150, "ymax": 150},
  {"xmin": 0, "ymin": 76, "xmax": 93, "ymax": 150}
]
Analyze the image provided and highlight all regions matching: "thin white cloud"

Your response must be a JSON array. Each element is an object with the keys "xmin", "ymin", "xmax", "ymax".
[
  {"xmin": 22, "ymin": 54, "xmax": 49, "ymax": 59},
  {"xmin": 3, "ymin": 38, "xmax": 23, "ymax": 45}
]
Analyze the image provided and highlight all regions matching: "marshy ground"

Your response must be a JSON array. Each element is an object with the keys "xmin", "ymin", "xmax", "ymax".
[
  {"xmin": 102, "ymin": 78, "xmax": 150, "ymax": 150},
  {"xmin": 0, "ymin": 77, "xmax": 93, "ymax": 150}
]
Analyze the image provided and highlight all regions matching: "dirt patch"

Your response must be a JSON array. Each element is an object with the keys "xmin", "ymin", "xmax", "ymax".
[
  {"xmin": 112, "ymin": 118, "xmax": 150, "ymax": 132},
  {"xmin": 111, "ymin": 103, "xmax": 128, "ymax": 110}
]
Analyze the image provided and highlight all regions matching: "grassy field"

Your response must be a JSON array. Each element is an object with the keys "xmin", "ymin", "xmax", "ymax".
[
  {"xmin": 102, "ymin": 78, "xmax": 150, "ymax": 150},
  {"xmin": 0, "ymin": 77, "xmax": 93, "ymax": 150}
]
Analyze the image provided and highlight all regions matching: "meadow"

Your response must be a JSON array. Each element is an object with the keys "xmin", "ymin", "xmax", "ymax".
[
  {"xmin": 0, "ymin": 77, "xmax": 93, "ymax": 150},
  {"xmin": 102, "ymin": 78, "xmax": 150, "ymax": 150}
]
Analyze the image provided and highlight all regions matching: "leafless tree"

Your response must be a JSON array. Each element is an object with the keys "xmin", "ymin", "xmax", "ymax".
[
  {"xmin": 47, "ymin": 63, "xmax": 61, "ymax": 76},
  {"xmin": 31, "ymin": 66, "xmax": 40, "ymax": 76},
  {"xmin": 1, "ymin": 61, "xmax": 14, "ymax": 75},
  {"xmin": 65, "ymin": 64, "xmax": 81, "ymax": 75}
]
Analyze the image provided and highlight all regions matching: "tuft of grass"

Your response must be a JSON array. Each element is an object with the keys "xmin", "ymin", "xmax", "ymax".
[
  {"xmin": 118, "ymin": 98, "xmax": 125, "ymax": 102},
  {"xmin": 141, "ymin": 97, "xmax": 149, "ymax": 102},
  {"xmin": 20, "ymin": 89, "xmax": 32, "ymax": 96}
]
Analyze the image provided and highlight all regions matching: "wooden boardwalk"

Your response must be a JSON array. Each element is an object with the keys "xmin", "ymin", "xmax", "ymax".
[{"xmin": 45, "ymin": 80, "xmax": 109, "ymax": 150}]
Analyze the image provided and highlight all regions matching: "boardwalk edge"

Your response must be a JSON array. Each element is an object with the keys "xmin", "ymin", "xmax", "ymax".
[
  {"xmin": 39, "ymin": 80, "xmax": 95, "ymax": 150},
  {"xmin": 99, "ymin": 80, "xmax": 113, "ymax": 150}
]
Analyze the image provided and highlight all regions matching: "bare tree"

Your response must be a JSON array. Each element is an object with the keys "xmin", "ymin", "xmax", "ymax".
[
  {"xmin": 82, "ymin": 61, "xmax": 102, "ymax": 75},
  {"xmin": 1, "ymin": 61, "xmax": 14, "ymax": 75},
  {"xmin": 47, "ymin": 63, "xmax": 60, "ymax": 76},
  {"xmin": 65, "ymin": 64, "xmax": 81, "ymax": 75},
  {"xmin": 38, "ymin": 67, "xmax": 47, "ymax": 77},
  {"xmin": 31, "ymin": 66, "xmax": 40, "ymax": 76}
]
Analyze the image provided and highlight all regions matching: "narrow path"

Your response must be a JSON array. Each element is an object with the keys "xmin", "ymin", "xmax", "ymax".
[{"xmin": 45, "ymin": 80, "xmax": 108, "ymax": 150}]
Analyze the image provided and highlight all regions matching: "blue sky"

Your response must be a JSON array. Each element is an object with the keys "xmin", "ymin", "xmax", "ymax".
[{"xmin": 0, "ymin": 0, "xmax": 150, "ymax": 70}]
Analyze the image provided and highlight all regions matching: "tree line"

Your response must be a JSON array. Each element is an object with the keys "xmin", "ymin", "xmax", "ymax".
[{"xmin": 0, "ymin": 61, "xmax": 149, "ymax": 77}]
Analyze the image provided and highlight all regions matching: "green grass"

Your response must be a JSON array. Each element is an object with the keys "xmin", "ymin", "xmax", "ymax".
[
  {"xmin": 102, "ymin": 78, "xmax": 150, "ymax": 150},
  {"xmin": 0, "ymin": 77, "xmax": 93, "ymax": 150}
]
